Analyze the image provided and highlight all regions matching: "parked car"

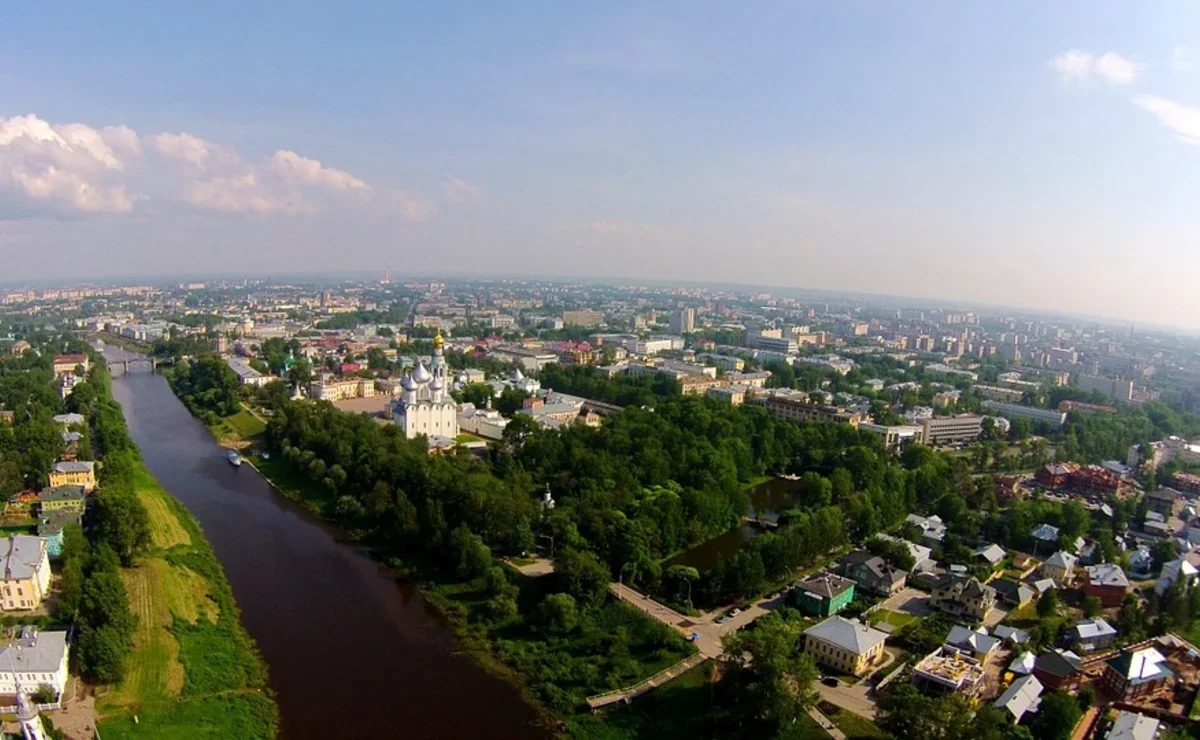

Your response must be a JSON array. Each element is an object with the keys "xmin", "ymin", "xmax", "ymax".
[{"xmin": 822, "ymin": 677, "xmax": 839, "ymax": 687}]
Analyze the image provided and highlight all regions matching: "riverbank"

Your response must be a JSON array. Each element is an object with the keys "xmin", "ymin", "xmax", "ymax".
[
  {"xmin": 96, "ymin": 332, "xmax": 153, "ymax": 354},
  {"xmin": 95, "ymin": 460, "xmax": 276, "ymax": 740},
  {"xmin": 90, "ymin": 359, "xmax": 276, "ymax": 738},
  {"xmin": 193, "ymin": 400, "xmax": 694, "ymax": 736}
]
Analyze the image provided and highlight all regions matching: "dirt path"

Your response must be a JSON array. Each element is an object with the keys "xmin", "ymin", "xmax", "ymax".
[{"xmin": 48, "ymin": 678, "xmax": 97, "ymax": 740}]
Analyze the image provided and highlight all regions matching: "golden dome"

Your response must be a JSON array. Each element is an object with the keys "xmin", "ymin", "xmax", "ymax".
[{"xmin": 433, "ymin": 329, "xmax": 444, "ymax": 350}]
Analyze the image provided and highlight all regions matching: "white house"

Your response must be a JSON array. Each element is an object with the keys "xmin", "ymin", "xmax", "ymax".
[
  {"xmin": 1155, "ymin": 558, "xmax": 1200, "ymax": 596},
  {"xmin": 1042, "ymin": 551, "xmax": 1078, "ymax": 587},
  {"xmin": 0, "ymin": 627, "xmax": 69, "ymax": 698}
]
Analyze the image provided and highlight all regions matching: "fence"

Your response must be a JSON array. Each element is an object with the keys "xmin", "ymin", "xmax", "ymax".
[{"xmin": 586, "ymin": 653, "xmax": 709, "ymax": 710}]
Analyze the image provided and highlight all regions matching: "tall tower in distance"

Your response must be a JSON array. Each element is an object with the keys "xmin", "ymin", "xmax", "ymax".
[{"xmin": 670, "ymin": 308, "xmax": 694, "ymax": 334}]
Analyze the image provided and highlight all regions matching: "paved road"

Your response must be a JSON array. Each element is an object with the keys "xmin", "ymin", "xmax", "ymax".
[
  {"xmin": 807, "ymin": 707, "xmax": 846, "ymax": 740},
  {"xmin": 874, "ymin": 587, "xmax": 934, "ymax": 617},
  {"xmin": 610, "ymin": 583, "xmax": 786, "ymax": 658}
]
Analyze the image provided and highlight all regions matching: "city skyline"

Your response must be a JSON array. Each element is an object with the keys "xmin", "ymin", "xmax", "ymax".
[{"xmin": 4, "ymin": 3, "xmax": 1200, "ymax": 327}]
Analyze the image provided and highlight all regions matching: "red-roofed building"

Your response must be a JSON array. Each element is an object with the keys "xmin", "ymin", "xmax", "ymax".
[
  {"xmin": 1173, "ymin": 472, "xmax": 1200, "ymax": 495},
  {"xmin": 1070, "ymin": 465, "xmax": 1124, "ymax": 498},
  {"xmin": 340, "ymin": 363, "xmax": 361, "ymax": 375},
  {"xmin": 1036, "ymin": 463, "xmax": 1078, "ymax": 489},
  {"xmin": 52, "ymin": 354, "xmax": 89, "ymax": 377}
]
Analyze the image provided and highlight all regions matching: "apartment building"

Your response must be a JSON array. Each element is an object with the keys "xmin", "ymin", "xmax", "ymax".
[
  {"xmin": 920, "ymin": 415, "xmax": 983, "ymax": 446},
  {"xmin": 562, "ymin": 310, "xmax": 605, "ymax": 328},
  {"xmin": 980, "ymin": 401, "xmax": 1067, "ymax": 428}
]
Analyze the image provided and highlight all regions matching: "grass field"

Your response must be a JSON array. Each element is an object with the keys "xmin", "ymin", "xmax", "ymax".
[
  {"xmin": 818, "ymin": 702, "xmax": 887, "ymax": 740},
  {"xmin": 211, "ymin": 408, "xmax": 266, "ymax": 443},
  {"xmin": 96, "ymin": 462, "xmax": 276, "ymax": 738},
  {"xmin": 869, "ymin": 609, "xmax": 920, "ymax": 629}
]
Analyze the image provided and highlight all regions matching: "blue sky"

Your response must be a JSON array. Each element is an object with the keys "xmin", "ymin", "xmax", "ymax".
[{"xmin": 2, "ymin": 2, "xmax": 1199, "ymax": 326}]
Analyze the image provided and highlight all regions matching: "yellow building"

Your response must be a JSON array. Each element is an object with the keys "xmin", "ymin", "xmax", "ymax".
[
  {"xmin": 0, "ymin": 536, "xmax": 52, "ymax": 611},
  {"xmin": 38, "ymin": 485, "xmax": 86, "ymax": 515},
  {"xmin": 48, "ymin": 461, "xmax": 96, "ymax": 493},
  {"xmin": 803, "ymin": 616, "xmax": 888, "ymax": 676}
]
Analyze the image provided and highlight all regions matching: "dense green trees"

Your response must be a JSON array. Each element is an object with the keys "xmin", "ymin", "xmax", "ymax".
[
  {"xmin": 166, "ymin": 353, "xmax": 243, "ymax": 422},
  {"xmin": 720, "ymin": 609, "xmax": 817, "ymax": 729},
  {"xmin": 538, "ymin": 364, "xmax": 680, "ymax": 407},
  {"xmin": 877, "ymin": 683, "xmax": 1033, "ymax": 740}
]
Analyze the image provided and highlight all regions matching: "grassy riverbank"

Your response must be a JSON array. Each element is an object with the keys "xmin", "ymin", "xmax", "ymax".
[
  {"xmin": 95, "ymin": 461, "xmax": 276, "ymax": 739},
  {"xmin": 97, "ymin": 332, "xmax": 153, "ymax": 354},
  {"xmin": 199, "ymin": 405, "xmax": 695, "ymax": 734}
]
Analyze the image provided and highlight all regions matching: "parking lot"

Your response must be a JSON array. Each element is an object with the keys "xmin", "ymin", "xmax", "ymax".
[{"xmin": 874, "ymin": 587, "xmax": 934, "ymax": 618}]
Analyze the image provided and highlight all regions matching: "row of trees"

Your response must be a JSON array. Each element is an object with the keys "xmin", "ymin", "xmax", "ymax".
[
  {"xmin": 57, "ymin": 353, "xmax": 152, "ymax": 684},
  {"xmin": 0, "ymin": 339, "xmax": 152, "ymax": 685}
]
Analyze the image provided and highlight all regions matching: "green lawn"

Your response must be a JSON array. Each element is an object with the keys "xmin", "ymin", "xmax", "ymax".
[
  {"xmin": 247, "ymin": 454, "xmax": 334, "ymax": 516},
  {"xmin": 869, "ymin": 609, "xmax": 920, "ymax": 629},
  {"xmin": 211, "ymin": 409, "xmax": 266, "ymax": 442},
  {"xmin": 818, "ymin": 702, "xmax": 887, "ymax": 740},
  {"xmin": 455, "ymin": 432, "xmax": 484, "ymax": 443},
  {"xmin": 96, "ymin": 461, "xmax": 276, "ymax": 738}
]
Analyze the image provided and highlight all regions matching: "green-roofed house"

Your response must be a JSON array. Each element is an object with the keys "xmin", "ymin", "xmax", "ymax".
[
  {"xmin": 791, "ymin": 574, "xmax": 856, "ymax": 617},
  {"xmin": 38, "ymin": 485, "xmax": 86, "ymax": 515}
]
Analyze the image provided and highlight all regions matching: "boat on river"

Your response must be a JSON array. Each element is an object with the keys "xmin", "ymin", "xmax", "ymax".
[{"xmin": 226, "ymin": 450, "xmax": 243, "ymax": 467}]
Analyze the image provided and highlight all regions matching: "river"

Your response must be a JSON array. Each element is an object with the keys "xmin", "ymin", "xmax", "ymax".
[{"xmin": 102, "ymin": 347, "xmax": 547, "ymax": 740}]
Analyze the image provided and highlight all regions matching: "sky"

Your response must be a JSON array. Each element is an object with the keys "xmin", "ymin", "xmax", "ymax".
[{"xmin": 2, "ymin": 2, "xmax": 1200, "ymax": 326}]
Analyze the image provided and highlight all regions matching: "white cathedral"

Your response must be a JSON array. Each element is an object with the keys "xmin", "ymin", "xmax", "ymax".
[{"xmin": 393, "ymin": 331, "xmax": 459, "ymax": 442}]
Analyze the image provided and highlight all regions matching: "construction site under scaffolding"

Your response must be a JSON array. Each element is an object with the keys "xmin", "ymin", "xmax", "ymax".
[{"xmin": 911, "ymin": 647, "xmax": 986, "ymax": 696}]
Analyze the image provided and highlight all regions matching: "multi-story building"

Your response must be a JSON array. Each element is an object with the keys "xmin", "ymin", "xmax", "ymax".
[
  {"xmin": 1102, "ymin": 648, "xmax": 1173, "ymax": 699},
  {"xmin": 51, "ymin": 354, "xmax": 89, "ymax": 378},
  {"xmin": 911, "ymin": 647, "xmax": 986, "ymax": 696},
  {"xmin": 668, "ymin": 308, "xmax": 694, "ymax": 334},
  {"xmin": 840, "ymin": 551, "xmax": 907, "ymax": 595},
  {"xmin": 790, "ymin": 574, "xmax": 855, "ymax": 618},
  {"xmin": 227, "ymin": 357, "xmax": 276, "ymax": 387},
  {"xmin": 1079, "ymin": 375, "xmax": 1135, "ymax": 404},
  {"xmin": 393, "ymin": 333, "xmax": 458, "ymax": 442},
  {"xmin": 750, "ymin": 391, "xmax": 862, "ymax": 426},
  {"xmin": 0, "ymin": 627, "xmax": 69, "ymax": 697},
  {"xmin": 920, "ymin": 415, "xmax": 983, "ymax": 446},
  {"xmin": 562, "ymin": 310, "xmax": 604, "ymax": 328},
  {"xmin": 308, "ymin": 376, "xmax": 376, "ymax": 402},
  {"xmin": 803, "ymin": 616, "xmax": 888, "ymax": 676},
  {"xmin": 930, "ymin": 573, "xmax": 996, "ymax": 621},
  {"xmin": 0, "ymin": 536, "xmax": 51, "ymax": 611},
  {"xmin": 751, "ymin": 334, "xmax": 798, "ymax": 354},
  {"xmin": 1083, "ymin": 564, "xmax": 1130, "ymax": 607},
  {"xmin": 859, "ymin": 423, "xmax": 925, "ymax": 448},
  {"xmin": 37, "ymin": 485, "xmax": 86, "ymax": 515},
  {"xmin": 980, "ymin": 401, "xmax": 1067, "ymax": 428},
  {"xmin": 972, "ymin": 385, "xmax": 1025, "ymax": 403},
  {"xmin": 48, "ymin": 461, "xmax": 96, "ymax": 493}
]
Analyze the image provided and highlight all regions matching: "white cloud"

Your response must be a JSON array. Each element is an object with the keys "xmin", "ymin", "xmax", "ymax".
[
  {"xmin": 153, "ymin": 132, "xmax": 226, "ymax": 171},
  {"xmin": 1171, "ymin": 46, "xmax": 1199, "ymax": 72},
  {"xmin": 1131, "ymin": 94, "xmax": 1200, "ymax": 147},
  {"xmin": 1049, "ymin": 49, "xmax": 1141, "ymax": 86},
  {"xmin": 2, "ymin": 112, "xmax": 434, "ymax": 219},
  {"xmin": 270, "ymin": 150, "xmax": 370, "ymax": 192},
  {"xmin": 391, "ymin": 189, "xmax": 438, "ymax": 222},
  {"xmin": 0, "ymin": 114, "xmax": 136, "ymax": 213},
  {"xmin": 441, "ymin": 175, "xmax": 481, "ymax": 202},
  {"xmin": 184, "ymin": 173, "xmax": 312, "ymax": 214}
]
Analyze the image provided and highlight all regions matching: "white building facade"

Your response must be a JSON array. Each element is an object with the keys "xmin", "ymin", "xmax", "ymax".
[{"xmin": 393, "ymin": 332, "xmax": 459, "ymax": 441}]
